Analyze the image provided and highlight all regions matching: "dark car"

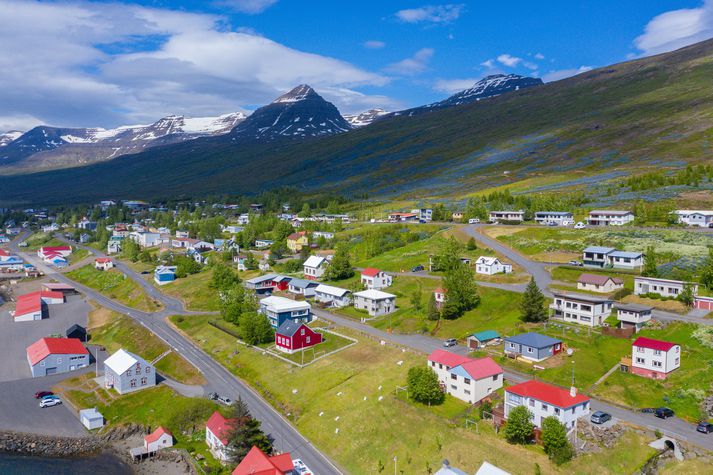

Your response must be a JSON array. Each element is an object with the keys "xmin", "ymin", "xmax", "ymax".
[
  {"xmin": 590, "ymin": 411, "xmax": 612, "ymax": 424},
  {"xmin": 141, "ymin": 270, "xmax": 151, "ymax": 275},
  {"xmin": 655, "ymin": 407, "xmax": 675, "ymax": 419},
  {"xmin": 34, "ymin": 391, "xmax": 53, "ymax": 399},
  {"xmin": 697, "ymin": 421, "xmax": 713, "ymax": 434},
  {"xmin": 411, "ymin": 265, "xmax": 425, "ymax": 272}
]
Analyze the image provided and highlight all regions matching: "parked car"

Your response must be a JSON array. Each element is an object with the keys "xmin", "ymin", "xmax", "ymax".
[
  {"xmin": 697, "ymin": 421, "xmax": 713, "ymax": 434},
  {"xmin": 568, "ymin": 260, "xmax": 583, "ymax": 267},
  {"xmin": 655, "ymin": 407, "xmax": 675, "ymax": 419},
  {"xmin": 34, "ymin": 391, "xmax": 53, "ymax": 399},
  {"xmin": 443, "ymin": 338, "xmax": 457, "ymax": 348},
  {"xmin": 468, "ymin": 218, "xmax": 480, "ymax": 224},
  {"xmin": 411, "ymin": 265, "xmax": 425, "ymax": 272},
  {"xmin": 574, "ymin": 222, "xmax": 586, "ymax": 229},
  {"xmin": 217, "ymin": 396, "xmax": 233, "ymax": 406},
  {"xmin": 39, "ymin": 398, "xmax": 62, "ymax": 408},
  {"xmin": 141, "ymin": 270, "xmax": 151, "ymax": 275},
  {"xmin": 590, "ymin": 411, "xmax": 612, "ymax": 424},
  {"xmin": 41, "ymin": 394, "xmax": 60, "ymax": 400}
]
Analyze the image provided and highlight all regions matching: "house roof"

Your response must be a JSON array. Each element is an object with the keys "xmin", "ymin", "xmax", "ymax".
[
  {"xmin": 353, "ymin": 289, "xmax": 396, "ymax": 300},
  {"xmin": 104, "ymin": 349, "xmax": 149, "ymax": 375},
  {"xmin": 634, "ymin": 276, "xmax": 695, "ymax": 286},
  {"xmin": 614, "ymin": 302, "xmax": 653, "ymax": 312},
  {"xmin": 589, "ymin": 210, "xmax": 631, "ymax": 216},
  {"xmin": 40, "ymin": 245, "xmax": 72, "ymax": 253},
  {"xmin": 276, "ymin": 320, "xmax": 319, "ymax": 339},
  {"xmin": 632, "ymin": 337, "xmax": 677, "ymax": 352},
  {"xmin": 95, "ymin": 257, "xmax": 113, "ymax": 263},
  {"xmin": 475, "ymin": 461, "xmax": 512, "ymax": 475},
  {"xmin": 287, "ymin": 231, "xmax": 306, "ymax": 240},
  {"xmin": 205, "ymin": 411, "xmax": 236, "ymax": 446},
  {"xmin": 42, "ymin": 283, "xmax": 75, "ymax": 291},
  {"xmin": 154, "ymin": 265, "xmax": 177, "ymax": 274},
  {"xmin": 505, "ymin": 332, "xmax": 561, "ymax": 349},
  {"xmin": 145, "ymin": 426, "xmax": 173, "ymax": 445},
  {"xmin": 314, "ymin": 284, "xmax": 350, "ymax": 297},
  {"xmin": 26, "ymin": 337, "xmax": 88, "ymax": 366},
  {"xmin": 506, "ymin": 380, "xmax": 589, "ymax": 408},
  {"xmin": 246, "ymin": 274, "xmax": 278, "ymax": 284},
  {"xmin": 608, "ymin": 250, "xmax": 643, "ymax": 259},
  {"xmin": 260, "ymin": 296, "xmax": 311, "ymax": 312},
  {"xmin": 303, "ymin": 255, "xmax": 327, "ymax": 268},
  {"xmin": 66, "ymin": 323, "xmax": 86, "ymax": 336},
  {"xmin": 428, "ymin": 349, "xmax": 470, "ymax": 368},
  {"xmin": 577, "ymin": 273, "xmax": 623, "ymax": 286},
  {"xmin": 451, "ymin": 357, "xmax": 503, "ymax": 381},
  {"xmin": 476, "ymin": 256, "xmax": 500, "ymax": 265},
  {"xmin": 534, "ymin": 211, "xmax": 572, "ymax": 217},
  {"xmin": 361, "ymin": 267, "xmax": 382, "ymax": 277},
  {"xmin": 232, "ymin": 446, "xmax": 294, "ymax": 475},
  {"xmin": 471, "ymin": 330, "xmax": 500, "ymax": 341},
  {"xmin": 552, "ymin": 292, "xmax": 613, "ymax": 304},
  {"xmin": 14, "ymin": 290, "xmax": 64, "ymax": 317},
  {"xmin": 288, "ymin": 278, "xmax": 318, "ymax": 289},
  {"xmin": 583, "ymin": 246, "xmax": 616, "ymax": 254},
  {"xmin": 0, "ymin": 249, "xmax": 8, "ymax": 256}
]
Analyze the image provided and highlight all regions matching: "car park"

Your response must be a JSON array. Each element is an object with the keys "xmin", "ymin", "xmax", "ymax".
[
  {"xmin": 590, "ymin": 411, "xmax": 612, "ymax": 424},
  {"xmin": 697, "ymin": 421, "xmax": 713, "ymax": 434},
  {"xmin": 655, "ymin": 407, "xmax": 675, "ymax": 419},
  {"xmin": 39, "ymin": 398, "xmax": 62, "ymax": 408},
  {"xmin": 34, "ymin": 391, "xmax": 53, "ymax": 399},
  {"xmin": 443, "ymin": 338, "xmax": 457, "ymax": 348}
]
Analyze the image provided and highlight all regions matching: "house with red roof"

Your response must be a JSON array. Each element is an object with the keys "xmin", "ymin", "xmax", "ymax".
[
  {"xmin": 26, "ymin": 337, "xmax": 89, "ymax": 377},
  {"xmin": 144, "ymin": 426, "xmax": 174, "ymax": 453},
  {"xmin": 205, "ymin": 411, "xmax": 236, "ymax": 462},
  {"xmin": 577, "ymin": 273, "xmax": 624, "ymax": 293},
  {"xmin": 232, "ymin": 446, "xmax": 300, "ymax": 475},
  {"xmin": 427, "ymin": 350, "xmax": 503, "ymax": 404},
  {"xmin": 37, "ymin": 245, "xmax": 72, "ymax": 262},
  {"xmin": 388, "ymin": 212, "xmax": 419, "ymax": 223},
  {"xmin": 94, "ymin": 257, "xmax": 114, "ymax": 271},
  {"xmin": 12, "ymin": 290, "xmax": 65, "ymax": 322},
  {"xmin": 433, "ymin": 287, "xmax": 446, "ymax": 309},
  {"xmin": 630, "ymin": 337, "xmax": 680, "ymax": 380},
  {"xmin": 505, "ymin": 380, "xmax": 590, "ymax": 430},
  {"xmin": 286, "ymin": 231, "xmax": 309, "ymax": 253},
  {"xmin": 360, "ymin": 268, "xmax": 392, "ymax": 290}
]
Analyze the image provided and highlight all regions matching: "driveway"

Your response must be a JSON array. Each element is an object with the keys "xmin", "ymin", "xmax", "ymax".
[{"xmin": 0, "ymin": 294, "xmax": 92, "ymax": 382}]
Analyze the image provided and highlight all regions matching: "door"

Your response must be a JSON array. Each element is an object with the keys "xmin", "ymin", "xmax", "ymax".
[
  {"xmin": 46, "ymin": 367, "xmax": 57, "ymax": 375},
  {"xmin": 70, "ymin": 365, "xmax": 76, "ymax": 371}
]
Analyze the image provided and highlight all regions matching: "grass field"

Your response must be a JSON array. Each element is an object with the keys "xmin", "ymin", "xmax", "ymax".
[
  {"xmin": 24, "ymin": 232, "xmax": 65, "ymax": 251},
  {"xmin": 550, "ymin": 266, "xmax": 637, "ymax": 289},
  {"xmin": 88, "ymin": 306, "xmax": 204, "ymax": 385},
  {"xmin": 169, "ymin": 314, "xmax": 658, "ymax": 475},
  {"xmin": 67, "ymin": 248, "xmax": 91, "ymax": 264},
  {"xmin": 155, "ymin": 268, "xmax": 220, "ymax": 311},
  {"xmin": 66, "ymin": 264, "xmax": 163, "ymax": 312},
  {"xmin": 621, "ymin": 294, "xmax": 688, "ymax": 314}
]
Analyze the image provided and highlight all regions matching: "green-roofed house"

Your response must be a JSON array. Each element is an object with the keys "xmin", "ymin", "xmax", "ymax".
[{"xmin": 467, "ymin": 330, "xmax": 501, "ymax": 350}]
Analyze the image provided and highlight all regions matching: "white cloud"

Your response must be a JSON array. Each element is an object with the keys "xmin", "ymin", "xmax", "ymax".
[
  {"xmin": 635, "ymin": 0, "xmax": 713, "ymax": 55},
  {"xmin": 534, "ymin": 52, "xmax": 545, "ymax": 60},
  {"xmin": 433, "ymin": 77, "xmax": 480, "ymax": 94},
  {"xmin": 497, "ymin": 54, "xmax": 522, "ymax": 67},
  {"xmin": 395, "ymin": 4, "xmax": 464, "ymax": 24},
  {"xmin": 542, "ymin": 66, "xmax": 592, "ymax": 82},
  {"xmin": 364, "ymin": 40, "xmax": 386, "ymax": 49},
  {"xmin": 214, "ymin": 0, "xmax": 278, "ymax": 14},
  {"xmin": 523, "ymin": 61, "xmax": 538, "ymax": 71},
  {"xmin": 384, "ymin": 48, "xmax": 434, "ymax": 75},
  {"xmin": 480, "ymin": 59, "xmax": 495, "ymax": 69},
  {"xmin": 0, "ymin": 0, "xmax": 391, "ymax": 129}
]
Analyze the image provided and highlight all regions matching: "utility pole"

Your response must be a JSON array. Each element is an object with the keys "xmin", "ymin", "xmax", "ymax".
[{"xmin": 393, "ymin": 455, "xmax": 397, "ymax": 475}]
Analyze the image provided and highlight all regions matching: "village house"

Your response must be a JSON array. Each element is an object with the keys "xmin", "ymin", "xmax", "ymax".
[
  {"xmin": 451, "ymin": 212, "xmax": 464, "ymax": 222},
  {"xmin": 224, "ymin": 225, "xmax": 243, "ymax": 234},
  {"xmin": 505, "ymin": 380, "xmax": 590, "ymax": 430},
  {"xmin": 26, "ymin": 337, "xmax": 89, "ymax": 377},
  {"xmin": 94, "ymin": 257, "xmax": 114, "ymax": 271},
  {"xmin": 581, "ymin": 246, "xmax": 643, "ymax": 270},
  {"xmin": 360, "ymin": 268, "xmax": 393, "ymax": 290},
  {"xmin": 232, "ymin": 446, "xmax": 298, "ymax": 475},
  {"xmin": 434, "ymin": 287, "xmax": 447, "ymax": 309},
  {"xmin": 488, "ymin": 210, "xmax": 524, "ymax": 223},
  {"xmin": 475, "ymin": 256, "xmax": 513, "ymax": 275},
  {"xmin": 353, "ymin": 289, "xmax": 396, "ymax": 317},
  {"xmin": 428, "ymin": 349, "xmax": 503, "ymax": 405},
  {"xmin": 534, "ymin": 211, "xmax": 574, "ymax": 226},
  {"xmin": 287, "ymin": 278, "xmax": 319, "ymax": 298},
  {"xmin": 66, "ymin": 323, "xmax": 87, "ymax": 341},
  {"xmin": 586, "ymin": 210, "xmax": 634, "ymax": 226},
  {"xmin": 129, "ymin": 231, "xmax": 161, "ymax": 247},
  {"xmin": 0, "ymin": 252, "xmax": 24, "ymax": 271},
  {"xmin": 628, "ymin": 337, "xmax": 681, "ymax": 380},
  {"xmin": 259, "ymin": 296, "xmax": 312, "ymax": 328},
  {"xmin": 104, "ymin": 349, "xmax": 156, "ymax": 395},
  {"xmin": 79, "ymin": 408, "xmax": 104, "ymax": 430},
  {"xmin": 77, "ymin": 217, "xmax": 97, "ymax": 230},
  {"xmin": 504, "ymin": 333, "xmax": 563, "ymax": 362},
  {"xmin": 303, "ymin": 255, "xmax": 329, "ymax": 280},
  {"xmin": 634, "ymin": 276, "xmax": 698, "ymax": 298},
  {"xmin": 154, "ymin": 265, "xmax": 177, "ymax": 285},
  {"xmin": 550, "ymin": 292, "xmax": 613, "ymax": 327},
  {"xmin": 314, "ymin": 284, "xmax": 352, "ymax": 307},
  {"xmin": 42, "ymin": 282, "xmax": 77, "ymax": 295},
  {"xmin": 254, "ymin": 239, "xmax": 273, "ymax": 249},
  {"xmin": 614, "ymin": 302, "xmax": 653, "ymax": 332},
  {"xmin": 37, "ymin": 245, "xmax": 72, "ymax": 263},
  {"xmin": 107, "ymin": 236, "xmax": 123, "ymax": 254},
  {"xmin": 388, "ymin": 212, "xmax": 419, "ymax": 223},
  {"xmin": 171, "ymin": 237, "xmax": 194, "ymax": 248},
  {"xmin": 411, "ymin": 208, "xmax": 433, "ymax": 222},
  {"xmin": 673, "ymin": 210, "xmax": 713, "ymax": 227},
  {"xmin": 576, "ymin": 273, "xmax": 624, "ymax": 293},
  {"xmin": 205, "ymin": 411, "xmax": 235, "ymax": 463},
  {"xmin": 694, "ymin": 295, "xmax": 713, "ymax": 311},
  {"xmin": 237, "ymin": 214, "xmax": 250, "ymax": 225},
  {"xmin": 12, "ymin": 290, "xmax": 64, "ymax": 322},
  {"xmin": 312, "ymin": 231, "xmax": 334, "ymax": 240},
  {"xmin": 467, "ymin": 330, "xmax": 501, "ymax": 350},
  {"xmin": 275, "ymin": 321, "xmax": 323, "ymax": 354},
  {"xmin": 287, "ymin": 231, "xmax": 309, "ymax": 253},
  {"xmin": 245, "ymin": 274, "xmax": 279, "ymax": 293},
  {"xmin": 143, "ymin": 427, "xmax": 173, "ymax": 453}
]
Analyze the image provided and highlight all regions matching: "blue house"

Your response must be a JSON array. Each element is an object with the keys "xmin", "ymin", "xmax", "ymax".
[
  {"xmin": 258, "ymin": 296, "xmax": 312, "ymax": 329},
  {"xmin": 154, "ymin": 265, "xmax": 177, "ymax": 285},
  {"xmin": 504, "ymin": 333, "xmax": 563, "ymax": 362}
]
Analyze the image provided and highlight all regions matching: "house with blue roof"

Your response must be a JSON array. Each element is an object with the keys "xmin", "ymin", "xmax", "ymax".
[
  {"xmin": 467, "ymin": 330, "xmax": 501, "ymax": 350},
  {"xmin": 504, "ymin": 332, "xmax": 563, "ymax": 362},
  {"xmin": 287, "ymin": 278, "xmax": 319, "ymax": 298}
]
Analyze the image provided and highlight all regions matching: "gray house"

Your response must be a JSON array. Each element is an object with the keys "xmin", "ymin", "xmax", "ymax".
[
  {"xmin": 26, "ymin": 337, "xmax": 90, "ymax": 378},
  {"xmin": 104, "ymin": 349, "xmax": 156, "ymax": 395},
  {"xmin": 504, "ymin": 333, "xmax": 563, "ymax": 362}
]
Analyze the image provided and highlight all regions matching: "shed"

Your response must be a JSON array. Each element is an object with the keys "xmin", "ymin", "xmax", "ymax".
[
  {"xmin": 467, "ymin": 330, "xmax": 501, "ymax": 350},
  {"xmin": 79, "ymin": 408, "xmax": 104, "ymax": 430},
  {"xmin": 66, "ymin": 324, "xmax": 87, "ymax": 341}
]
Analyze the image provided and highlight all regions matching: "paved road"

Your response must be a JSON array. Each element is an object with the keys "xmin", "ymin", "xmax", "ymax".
[
  {"xmin": 313, "ymin": 308, "xmax": 713, "ymax": 451},
  {"xmin": 10, "ymin": 233, "xmax": 343, "ymax": 475}
]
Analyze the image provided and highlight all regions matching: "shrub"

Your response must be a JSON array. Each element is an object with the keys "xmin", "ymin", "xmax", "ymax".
[
  {"xmin": 406, "ymin": 366, "xmax": 445, "ymax": 405},
  {"xmin": 610, "ymin": 288, "xmax": 632, "ymax": 300},
  {"xmin": 503, "ymin": 405, "xmax": 533, "ymax": 444}
]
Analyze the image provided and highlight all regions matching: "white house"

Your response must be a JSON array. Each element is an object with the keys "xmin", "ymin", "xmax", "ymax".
[
  {"xmin": 104, "ymin": 349, "xmax": 156, "ymax": 395},
  {"xmin": 411, "ymin": 208, "xmax": 433, "ymax": 222},
  {"xmin": 144, "ymin": 427, "xmax": 174, "ymax": 453},
  {"xmin": 505, "ymin": 380, "xmax": 590, "ymax": 430},
  {"xmin": 576, "ymin": 274, "xmax": 624, "ymax": 293},
  {"xmin": 489, "ymin": 210, "xmax": 524, "ymax": 223},
  {"xmin": 534, "ymin": 212, "xmax": 574, "ymax": 226},
  {"xmin": 549, "ymin": 292, "xmax": 613, "ymax": 327},
  {"xmin": 614, "ymin": 302, "xmax": 652, "ymax": 332},
  {"xmin": 582, "ymin": 246, "xmax": 643, "ymax": 270},
  {"xmin": 587, "ymin": 210, "xmax": 634, "ymax": 226},
  {"xmin": 360, "ymin": 268, "xmax": 393, "ymax": 290},
  {"xmin": 205, "ymin": 411, "xmax": 234, "ymax": 462},
  {"xmin": 258, "ymin": 296, "xmax": 312, "ymax": 328},
  {"xmin": 314, "ymin": 284, "xmax": 352, "ymax": 307},
  {"xmin": 94, "ymin": 258, "xmax": 114, "ymax": 271},
  {"xmin": 237, "ymin": 213, "xmax": 250, "ymax": 225},
  {"xmin": 630, "ymin": 337, "xmax": 680, "ymax": 380},
  {"xmin": 475, "ymin": 256, "xmax": 512, "ymax": 275},
  {"xmin": 634, "ymin": 276, "xmax": 698, "ymax": 298},
  {"xmin": 129, "ymin": 231, "xmax": 161, "ymax": 247},
  {"xmin": 79, "ymin": 408, "xmax": 104, "ymax": 430},
  {"xmin": 427, "ymin": 349, "xmax": 503, "ymax": 405},
  {"xmin": 353, "ymin": 289, "xmax": 396, "ymax": 317},
  {"xmin": 673, "ymin": 210, "xmax": 713, "ymax": 227},
  {"xmin": 303, "ymin": 255, "xmax": 328, "ymax": 280}
]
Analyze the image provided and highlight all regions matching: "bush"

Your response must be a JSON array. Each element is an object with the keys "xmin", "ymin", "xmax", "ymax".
[
  {"xmin": 610, "ymin": 288, "xmax": 632, "ymax": 300},
  {"xmin": 406, "ymin": 366, "xmax": 445, "ymax": 405},
  {"xmin": 503, "ymin": 405, "xmax": 533, "ymax": 444},
  {"xmin": 550, "ymin": 444, "xmax": 575, "ymax": 465}
]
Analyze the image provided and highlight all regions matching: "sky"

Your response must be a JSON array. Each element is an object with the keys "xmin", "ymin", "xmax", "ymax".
[{"xmin": 1, "ymin": 0, "xmax": 713, "ymax": 131}]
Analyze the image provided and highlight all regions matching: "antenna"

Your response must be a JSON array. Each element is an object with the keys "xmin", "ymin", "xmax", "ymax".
[{"xmin": 571, "ymin": 360, "xmax": 575, "ymax": 387}]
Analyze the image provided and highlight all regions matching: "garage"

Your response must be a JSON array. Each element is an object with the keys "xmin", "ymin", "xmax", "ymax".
[{"xmin": 695, "ymin": 296, "xmax": 713, "ymax": 311}]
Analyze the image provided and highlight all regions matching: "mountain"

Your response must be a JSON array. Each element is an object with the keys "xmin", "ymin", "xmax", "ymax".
[
  {"xmin": 2, "ymin": 38, "xmax": 713, "ymax": 206},
  {"xmin": 228, "ymin": 85, "xmax": 351, "ymax": 142},
  {"xmin": 344, "ymin": 108, "xmax": 389, "ymax": 127},
  {"xmin": 0, "ymin": 112, "xmax": 246, "ymax": 171},
  {"xmin": 0, "ymin": 131, "xmax": 23, "ymax": 147}
]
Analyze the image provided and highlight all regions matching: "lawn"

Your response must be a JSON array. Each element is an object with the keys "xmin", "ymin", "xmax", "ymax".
[
  {"xmin": 621, "ymin": 294, "xmax": 688, "ymax": 314},
  {"xmin": 155, "ymin": 268, "xmax": 220, "ymax": 312},
  {"xmin": 88, "ymin": 306, "xmax": 205, "ymax": 385},
  {"xmin": 267, "ymin": 326, "xmax": 356, "ymax": 366},
  {"xmin": 550, "ymin": 266, "xmax": 637, "ymax": 290},
  {"xmin": 66, "ymin": 264, "xmax": 163, "ymax": 312},
  {"xmin": 24, "ymin": 232, "xmax": 65, "ymax": 251},
  {"xmin": 67, "ymin": 248, "xmax": 91, "ymax": 265},
  {"xmin": 170, "ymin": 314, "xmax": 659, "ymax": 474}
]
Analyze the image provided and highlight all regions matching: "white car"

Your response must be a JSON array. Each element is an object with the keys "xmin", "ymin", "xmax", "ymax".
[
  {"xmin": 39, "ymin": 398, "xmax": 62, "ymax": 408},
  {"xmin": 468, "ymin": 218, "xmax": 480, "ymax": 224},
  {"xmin": 574, "ymin": 222, "xmax": 586, "ymax": 229}
]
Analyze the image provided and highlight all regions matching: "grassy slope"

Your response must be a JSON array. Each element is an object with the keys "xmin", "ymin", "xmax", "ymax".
[
  {"xmin": 155, "ymin": 268, "xmax": 220, "ymax": 312},
  {"xmin": 3, "ymin": 39, "xmax": 713, "ymax": 205},
  {"xmin": 66, "ymin": 264, "xmax": 163, "ymax": 312}
]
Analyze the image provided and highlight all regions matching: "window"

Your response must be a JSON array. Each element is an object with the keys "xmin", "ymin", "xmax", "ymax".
[
  {"xmin": 140, "ymin": 377, "xmax": 147, "ymax": 385},
  {"xmin": 439, "ymin": 363, "xmax": 443, "ymax": 369},
  {"xmin": 57, "ymin": 357, "xmax": 63, "ymax": 363},
  {"xmin": 529, "ymin": 399, "xmax": 535, "ymax": 407},
  {"xmin": 675, "ymin": 357, "xmax": 680, "ymax": 365},
  {"xmin": 450, "ymin": 385, "xmax": 457, "ymax": 391},
  {"xmin": 126, "ymin": 369, "xmax": 132, "ymax": 376},
  {"xmin": 527, "ymin": 347, "xmax": 533, "ymax": 353},
  {"xmin": 653, "ymin": 361, "xmax": 662, "ymax": 368},
  {"xmin": 464, "ymin": 378, "xmax": 471, "ymax": 385},
  {"xmin": 145, "ymin": 367, "xmax": 150, "ymax": 374},
  {"xmin": 306, "ymin": 336, "xmax": 311, "ymax": 344},
  {"xmin": 492, "ymin": 375, "xmax": 498, "ymax": 381},
  {"xmin": 301, "ymin": 329, "xmax": 305, "ymax": 335},
  {"xmin": 130, "ymin": 379, "xmax": 137, "ymax": 388},
  {"xmin": 464, "ymin": 389, "xmax": 471, "ymax": 395},
  {"xmin": 636, "ymin": 346, "xmax": 645, "ymax": 353},
  {"xmin": 541, "ymin": 403, "xmax": 548, "ymax": 411},
  {"xmin": 450, "ymin": 373, "xmax": 457, "ymax": 380},
  {"xmin": 636, "ymin": 357, "xmax": 645, "ymax": 364},
  {"xmin": 654, "ymin": 350, "xmax": 661, "ymax": 356},
  {"xmin": 554, "ymin": 408, "xmax": 560, "ymax": 415}
]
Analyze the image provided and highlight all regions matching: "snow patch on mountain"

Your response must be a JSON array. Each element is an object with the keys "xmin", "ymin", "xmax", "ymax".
[
  {"xmin": 0, "ymin": 130, "xmax": 23, "ymax": 147},
  {"xmin": 344, "ymin": 108, "xmax": 388, "ymax": 127}
]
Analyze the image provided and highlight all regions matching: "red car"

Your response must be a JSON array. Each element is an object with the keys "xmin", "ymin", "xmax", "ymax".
[{"xmin": 34, "ymin": 391, "xmax": 53, "ymax": 399}]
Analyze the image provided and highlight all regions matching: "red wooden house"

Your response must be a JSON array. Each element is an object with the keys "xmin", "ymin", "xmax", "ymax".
[
  {"xmin": 275, "ymin": 321, "xmax": 323, "ymax": 354},
  {"xmin": 272, "ymin": 275, "xmax": 292, "ymax": 292}
]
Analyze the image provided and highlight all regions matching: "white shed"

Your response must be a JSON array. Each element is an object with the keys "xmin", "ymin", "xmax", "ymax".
[{"xmin": 79, "ymin": 408, "xmax": 104, "ymax": 430}]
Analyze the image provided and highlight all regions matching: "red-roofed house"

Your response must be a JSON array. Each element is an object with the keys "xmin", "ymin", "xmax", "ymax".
[
  {"xmin": 12, "ymin": 290, "xmax": 65, "ymax": 322},
  {"xmin": 630, "ymin": 337, "xmax": 680, "ymax": 380},
  {"xmin": 360, "ymin": 268, "xmax": 392, "ymax": 290},
  {"xmin": 577, "ymin": 274, "xmax": 624, "ymax": 293},
  {"xmin": 205, "ymin": 411, "xmax": 236, "ymax": 462},
  {"xmin": 37, "ymin": 245, "xmax": 72, "ymax": 261},
  {"xmin": 144, "ymin": 427, "xmax": 174, "ymax": 453},
  {"xmin": 94, "ymin": 257, "xmax": 114, "ymax": 271},
  {"xmin": 26, "ymin": 337, "xmax": 89, "ymax": 377},
  {"xmin": 505, "ymin": 380, "xmax": 590, "ymax": 429},
  {"xmin": 427, "ymin": 350, "xmax": 503, "ymax": 404},
  {"xmin": 434, "ymin": 287, "xmax": 446, "ymax": 309},
  {"xmin": 286, "ymin": 231, "xmax": 309, "ymax": 253},
  {"xmin": 232, "ymin": 446, "xmax": 296, "ymax": 475}
]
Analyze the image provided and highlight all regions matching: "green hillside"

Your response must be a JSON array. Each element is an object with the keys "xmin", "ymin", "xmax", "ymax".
[{"xmin": 2, "ymin": 39, "xmax": 713, "ymax": 206}]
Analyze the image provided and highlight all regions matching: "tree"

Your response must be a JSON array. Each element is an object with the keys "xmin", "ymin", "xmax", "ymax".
[
  {"xmin": 700, "ymin": 248, "xmax": 713, "ymax": 290},
  {"xmin": 430, "ymin": 238, "xmax": 462, "ymax": 272},
  {"xmin": 122, "ymin": 238, "xmax": 140, "ymax": 262},
  {"xmin": 441, "ymin": 262, "xmax": 480, "ymax": 319},
  {"xmin": 642, "ymin": 245, "xmax": 659, "ymax": 277},
  {"xmin": 174, "ymin": 255, "xmax": 202, "ymax": 278},
  {"xmin": 239, "ymin": 312, "xmax": 274, "ymax": 345},
  {"xmin": 426, "ymin": 293, "xmax": 440, "ymax": 321},
  {"xmin": 410, "ymin": 282, "xmax": 423, "ymax": 312},
  {"xmin": 219, "ymin": 286, "xmax": 256, "ymax": 324},
  {"xmin": 324, "ymin": 245, "xmax": 354, "ymax": 280},
  {"xmin": 541, "ymin": 416, "xmax": 573, "ymax": 464},
  {"xmin": 503, "ymin": 405, "xmax": 533, "ymax": 444},
  {"xmin": 466, "ymin": 237, "xmax": 477, "ymax": 251},
  {"xmin": 406, "ymin": 366, "xmax": 444, "ymax": 405},
  {"xmin": 211, "ymin": 263, "xmax": 241, "ymax": 291},
  {"xmin": 226, "ymin": 397, "xmax": 273, "ymax": 463},
  {"xmin": 678, "ymin": 284, "xmax": 695, "ymax": 308},
  {"xmin": 244, "ymin": 252, "xmax": 258, "ymax": 270},
  {"xmin": 520, "ymin": 278, "xmax": 548, "ymax": 323}
]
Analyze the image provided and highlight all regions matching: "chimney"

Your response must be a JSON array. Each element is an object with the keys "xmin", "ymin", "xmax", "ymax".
[{"xmin": 570, "ymin": 386, "xmax": 577, "ymax": 397}]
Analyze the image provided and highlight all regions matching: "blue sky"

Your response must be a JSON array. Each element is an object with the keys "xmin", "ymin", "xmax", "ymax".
[{"xmin": 1, "ymin": 0, "xmax": 712, "ymax": 130}]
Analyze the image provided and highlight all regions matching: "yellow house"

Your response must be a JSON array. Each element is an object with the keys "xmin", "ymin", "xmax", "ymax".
[{"xmin": 287, "ymin": 231, "xmax": 309, "ymax": 253}]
